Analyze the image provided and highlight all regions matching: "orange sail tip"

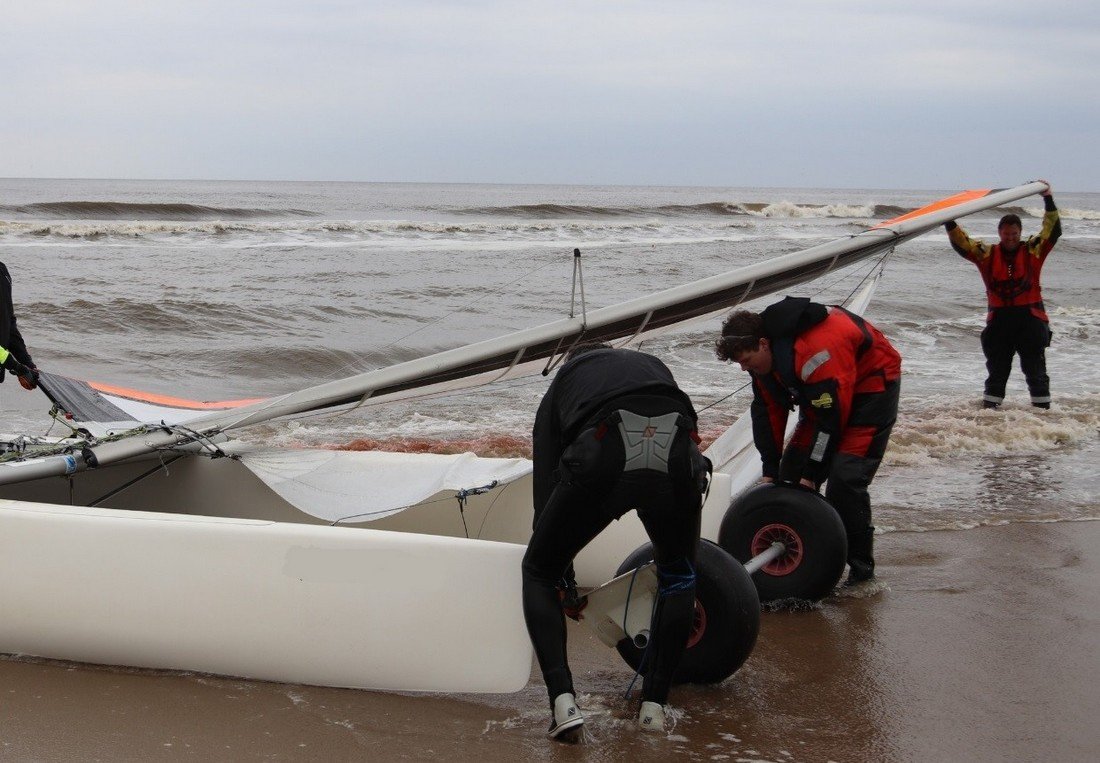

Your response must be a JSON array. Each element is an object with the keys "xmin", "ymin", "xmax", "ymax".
[
  {"xmin": 873, "ymin": 189, "xmax": 992, "ymax": 229},
  {"xmin": 87, "ymin": 380, "xmax": 266, "ymax": 410}
]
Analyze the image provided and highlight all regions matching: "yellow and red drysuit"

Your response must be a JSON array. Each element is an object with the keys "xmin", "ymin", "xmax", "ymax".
[
  {"xmin": 750, "ymin": 297, "xmax": 901, "ymax": 580},
  {"xmin": 946, "ymin": 195, "xmax": 1061, "ymax": 407}
]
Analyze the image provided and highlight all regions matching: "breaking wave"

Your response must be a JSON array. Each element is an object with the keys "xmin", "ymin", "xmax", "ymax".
[
  {"xmin": 0, "ymin": 201, "xmax": 318, "ymax": 220},
  {"xmin": 0, "ymin": 217, "xmax": 749, "ymax": 243},
  {"xmin": 452, "ymin": 201, "xmax": 894, "ymax": 220},
  {"xmin": 1040, "ymin": 206, "xmax": 1100, "ymax": 221}
]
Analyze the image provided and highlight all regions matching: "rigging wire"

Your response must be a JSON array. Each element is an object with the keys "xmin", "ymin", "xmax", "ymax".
[
  {"xmin": 540, "ymin": 249, "xmax": 590, "ymax": 376},
  {"xmin": 41, "ymin": 237, "xmax": 897, "ymax": 455},
  {"xmin": 693, "ymin": 250, "xmax": 894, "ymax": 416},
  {"xmin": 328, "ymin": 478, "xmax": 510, "ymax": 527},
  {"xmin": 253, "ymin": 248, "xmax": 898, "ymax": 439}
]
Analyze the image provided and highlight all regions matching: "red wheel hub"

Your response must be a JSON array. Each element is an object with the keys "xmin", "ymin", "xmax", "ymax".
[
  {"xmin": 751, "ymin": 523, "xmax": 803, "ymax": 576},
  {"xmin": 686, "ymin": 599, "xmax": 707, "ymax": 649}
]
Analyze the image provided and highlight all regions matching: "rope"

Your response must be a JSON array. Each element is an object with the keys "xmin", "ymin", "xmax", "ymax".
[
  {"xmin": 620, "ymin": 558, "xmax": 696, "ymax": 699},
  {"xmin": 454, "ymin": 480, "xmax": 498, "ymax": 538},
  {"xmin": 248, "ymin": 246, "xmax": 898, "ymax": 433},
  {"xmin": 621, "ymin": 566, "xmax": 651, "ymax": 699},
  {"xmin": 694, "ymin": 379, "xmax": 753, "ymax": 415},
  {"xmin": 693, "ymin": 250, "xmax": 894, "ymax": 418},
  {"xmin": 154, "ymin": 422, "xmax": 231, "ymax": 459},
  {"xmin": 330, "ymin": 479, "xmax": 504, "ymax": 527}
]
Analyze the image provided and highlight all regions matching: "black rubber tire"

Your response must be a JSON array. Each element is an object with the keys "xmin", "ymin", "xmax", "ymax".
[
  {"xmin": 613, "ymin": 539, "xmax": 760, "ymax": 685},
  {"xmin": 717, "ymin": 483, "xmax": 848, "ymax": 603}
]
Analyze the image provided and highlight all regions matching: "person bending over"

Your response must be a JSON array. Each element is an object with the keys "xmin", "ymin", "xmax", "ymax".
[
  {"xmin": 523, "ymin": 343, "xmax": 709, "ymax": 740},
  {"xmin": 716, "ymin": 297, "xmax": 901, "ymax": 586}
]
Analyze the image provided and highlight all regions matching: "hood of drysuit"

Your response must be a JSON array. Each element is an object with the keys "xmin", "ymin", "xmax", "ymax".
[
  {"xmin": 760, "ymin": 296, "xmax": 829, "ymax": 341},
  {"xmin": 759, "ymin": 296, "xmax": 829, "ymax": 393}
]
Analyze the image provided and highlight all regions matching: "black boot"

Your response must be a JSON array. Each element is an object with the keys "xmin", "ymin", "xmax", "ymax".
[{"xmin": 844, "ymin": 527, "xmax": 875, "ymax": 586}]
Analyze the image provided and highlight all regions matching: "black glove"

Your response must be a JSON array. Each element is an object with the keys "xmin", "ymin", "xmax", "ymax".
[
  {"xmin": 944, "ymin": 220, "xmax": 957, "ymax": 231},
  {"xmin": 559, "ymin": 586, "xmax": 588, "ymax": 622},
  {"xmin": 18, "ymin": 365, "xmax": 39, "ymax": 391},
  {"xmin": 5, "ymin": 356, "xmax": 27, "ymax": 377},
  {"xmin": 558, "ymin": 574, "xmax": 588, "ymax": 621}
]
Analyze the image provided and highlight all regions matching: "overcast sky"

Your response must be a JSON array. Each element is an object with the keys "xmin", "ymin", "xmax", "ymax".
[{"xmin": 4, "ymin": 1, "xmax": 1098, "ymax": 190}]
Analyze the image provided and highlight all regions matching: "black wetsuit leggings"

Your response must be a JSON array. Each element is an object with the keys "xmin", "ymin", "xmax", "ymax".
[{"xmin": 521, "ymin": 426, "xmax": 703, "ymax": 706}]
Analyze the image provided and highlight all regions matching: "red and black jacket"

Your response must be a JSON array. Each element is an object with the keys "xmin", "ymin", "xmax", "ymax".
[{"xmin": 750, "ymin": 297, "xmax": 901, "ymax": 484}]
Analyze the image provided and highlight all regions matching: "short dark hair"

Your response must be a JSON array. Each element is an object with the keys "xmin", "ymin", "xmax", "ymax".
[
  {"xmin": 565, "ymin": 341, "xmax": 612, "ymax": 362},
  {"xmin": 998, "ymin": 213, "xmax": 1022, "ymax": 230},
  {"xmin": 715, "ymin": 310, "xmax": 764, "ymax": 362}
]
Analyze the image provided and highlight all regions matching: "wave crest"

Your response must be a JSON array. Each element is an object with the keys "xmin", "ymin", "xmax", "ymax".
[
  {"xmin": 0, "ymin": 201, "xmax": 317, "ymax": 220},
  {"xmin": 452, "ymin": 201, "xmax": 884, "ymax": 219}
]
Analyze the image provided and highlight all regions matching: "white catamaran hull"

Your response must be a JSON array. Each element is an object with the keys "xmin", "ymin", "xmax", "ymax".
[{"xmin": 0, "ymin": 498, "xmax": 532, "ymax": 693}]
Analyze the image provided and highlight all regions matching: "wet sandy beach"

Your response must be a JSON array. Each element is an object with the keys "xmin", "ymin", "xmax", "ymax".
[{"xmin": 3, "ymin": 519, "xmax": 1098, "ymax": 762}]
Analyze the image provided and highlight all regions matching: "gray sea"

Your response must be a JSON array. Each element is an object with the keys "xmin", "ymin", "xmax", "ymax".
[{"xmin": 1, "ymin": 178, "xmax": 1098, "ymax": 760}]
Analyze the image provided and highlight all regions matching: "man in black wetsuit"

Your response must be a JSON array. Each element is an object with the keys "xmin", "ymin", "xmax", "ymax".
[
  {"xmin": 0, "ymin": 260, "xmax": 39, "ymax": 390},
  {"xmin": 522, "ymin": 343, "xmax": 708, "ymax": 740}
]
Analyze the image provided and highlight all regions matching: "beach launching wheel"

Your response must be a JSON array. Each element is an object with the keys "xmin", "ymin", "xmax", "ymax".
[
  {"xmin": 587, "ymin": 540, "xmax": 759, "ymax": 685},
  {"xmin": 718, "ymin": 483, "xmax": 847, "ymax": 603}
]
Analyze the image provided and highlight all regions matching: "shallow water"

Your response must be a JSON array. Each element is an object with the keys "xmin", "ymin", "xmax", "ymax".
[{"xmin": 4, "ymin": 522, "xmax": 1097, "ymax": 761}]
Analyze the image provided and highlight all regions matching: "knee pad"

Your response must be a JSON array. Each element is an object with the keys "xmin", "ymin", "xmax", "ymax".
[{"xmin": 656, "ymin": 558, "xmax": 696, "ymax": 596}]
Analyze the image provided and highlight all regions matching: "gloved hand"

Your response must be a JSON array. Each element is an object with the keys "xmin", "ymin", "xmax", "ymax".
[
  {"xmin": 5, "ymin": 356, "xmax": 27, "ymax": 377},
  {"xmin": 558, "ymin": 580, "xmax": 588, "ymax": 621},
  {"xmin": 18, "ymin": 365, "xmax": 39, "ymax": 390}
]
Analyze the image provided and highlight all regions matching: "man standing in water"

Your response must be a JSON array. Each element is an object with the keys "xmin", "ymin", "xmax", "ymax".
[
  {"xmin": 716, "ymin": 297, "xmax": 901, "ymax": 586},
  {"xmin": 945, "ymin": 183, "xmax": 1061, "ymax": 408},
  {"xmin": 523, "ymin": 343, "xmax": 708, "ymax": 740},
  {"xmin": 0, "ymin": 260, "xmax": 38, "ymax": 390}
]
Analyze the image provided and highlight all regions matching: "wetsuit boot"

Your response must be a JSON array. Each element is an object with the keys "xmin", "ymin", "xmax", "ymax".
[
  {"xmin": 548, "ymin": 692, "xmax": 584, "ymax": 740},
  {"xmin": 845, "ymin": 526, "xmax": 876, "ymax": 586},
  {"xmin": 638, "ymin": 701, "xmax": 666, "ymax": 732}
]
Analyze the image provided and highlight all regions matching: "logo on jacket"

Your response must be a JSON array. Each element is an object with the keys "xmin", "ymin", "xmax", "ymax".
[{"xmin": 810, "ymin": 392, "xmax": 833, "ymax": 409}]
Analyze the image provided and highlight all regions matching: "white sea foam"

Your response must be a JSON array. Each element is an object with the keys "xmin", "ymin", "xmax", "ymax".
[
  {"xmin": 885, "ymin": 395, "xmax": 1100, "ymax": 467},
  {"xmin": 0, "ymin": 218, "xmax": 776, "ymax": 258},
  {"xmin": 1048, "ymin": 304, "xmax": 1100, "ymax": 336},
  {"xmin": 1023, "ymin": 205, "xmax": 1100, "ymax": 221},
  {"xmin": 745, "ymin": 201, "xmax": 876, "ymax": 219}
]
